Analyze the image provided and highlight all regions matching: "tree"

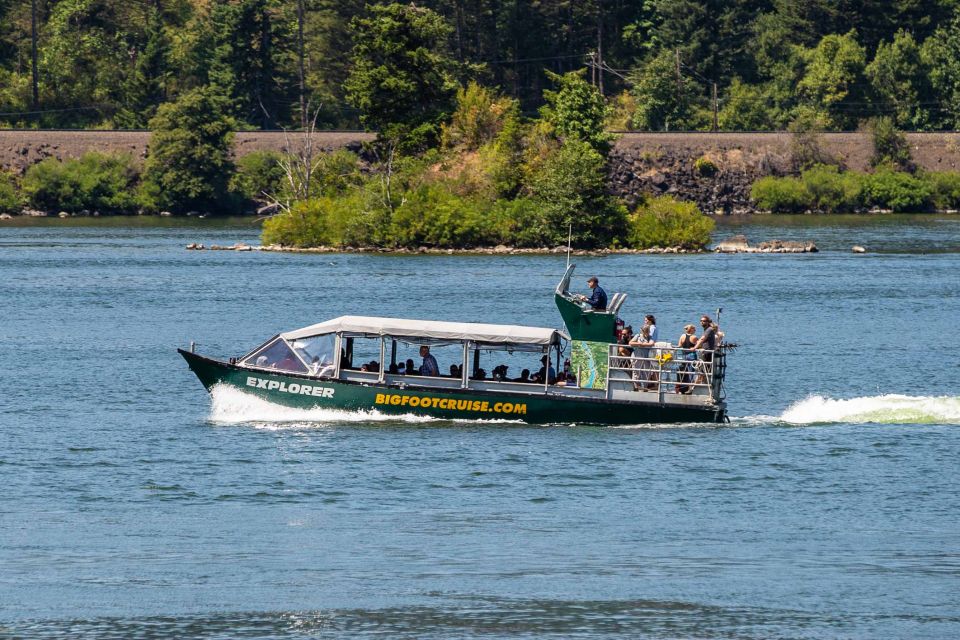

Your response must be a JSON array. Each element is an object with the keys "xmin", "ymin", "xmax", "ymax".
[
  {"xmin": 344, "ymin": 3, "xmax": 460, "ymax": 149},
  {"xmin": 540, "ymin": 69, "xmax": 611, "ymax": 153},
  {"xmin": 866, "ymin": 30, "xmax": 932, "ymax": 130},
  {"xmin": 630, "ymin": 49, "xmax": 701, "ymax": 131},
  {"xmin": 797, "ymin": 31, "xmax": 867, "ymax": 130},
  {"xmin": 141, "ymin": 87, "xmax": 237, "ymax": 213},
  {"xmin": 115, "ymin": 6, "xmax": 169, "ymax": 128},
  {"xmin": 526, "ymin": 138, "xmax": 627, "ymax": 248},
  {"xmin": 204, "ymin": 0, "xmax": 295, "ymax": 128},
  {"xmin": 718, "ymin": 78, "xmax": 776, "ymax": 130},
  {"xmin": 922, "ymin": 14, "xmax": 960, "ymax": 129}
]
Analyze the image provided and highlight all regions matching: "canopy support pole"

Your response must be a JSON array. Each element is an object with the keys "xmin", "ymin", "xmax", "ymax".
[
  {"xmin": 378, "ymin": 336, "xmax": 385, "ymax": 382},
  {"xmin": 462, "ymin": 342, "xmax": 470, "ymax": 389}
]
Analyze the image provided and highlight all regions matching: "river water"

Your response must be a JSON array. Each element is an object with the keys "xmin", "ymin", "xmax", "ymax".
[{"xmin": 1, "ymin": 215, "xmax": 958, "ymax": 639}]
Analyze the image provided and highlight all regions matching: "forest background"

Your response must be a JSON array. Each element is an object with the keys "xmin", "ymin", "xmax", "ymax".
[{"xmin": 4, "ymin": 0, "xmax": 960, "ymax": 249}]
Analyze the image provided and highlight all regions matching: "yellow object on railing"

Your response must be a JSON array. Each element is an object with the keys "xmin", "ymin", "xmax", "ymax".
[{"xmin": 656, "ymin": 351, "xmax": 673, "ymax": 365}]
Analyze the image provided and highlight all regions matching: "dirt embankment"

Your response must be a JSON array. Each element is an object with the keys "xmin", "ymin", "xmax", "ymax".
[
  {"xmin": 0, "ymin": 130, "xmax": 375, "ymax": 174},
  {"xmin": 4, "ymin": 130, "xmax": 960, "ymax": 214}
]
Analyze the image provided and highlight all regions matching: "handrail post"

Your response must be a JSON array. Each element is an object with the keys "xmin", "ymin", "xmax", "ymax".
[
  {"xmin": 658, "ymin": 351, "xmax": 664, "ymax": 404},
  {"xmin": 378, "ymin": 336, "xmax": 386, "ymax": 383},
  {"xmin": 606, "ymin": 343, "xmax": 612, "ymax": 400}
]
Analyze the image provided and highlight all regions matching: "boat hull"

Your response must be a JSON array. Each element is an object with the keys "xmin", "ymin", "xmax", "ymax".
[{"xmin": 180, "ymin": 349, "xmax": 726, "ymax": 425}]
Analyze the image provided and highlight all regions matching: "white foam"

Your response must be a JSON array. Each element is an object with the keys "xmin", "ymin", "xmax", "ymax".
[
  {"xmin": 206, "ymin": 384, "xmax": 523, "ymax": 428},
  {"xmin": 779, "ymin": 394, "xmax": 960, "ymax": 425}
]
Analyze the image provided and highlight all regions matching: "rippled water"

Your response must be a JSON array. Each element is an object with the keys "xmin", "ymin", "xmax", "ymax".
[{"xmin": 1, "ymin": 215, "xmax": 958, "ymax": 639}]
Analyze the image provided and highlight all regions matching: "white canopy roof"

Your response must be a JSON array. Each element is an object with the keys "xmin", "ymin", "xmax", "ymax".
[{"xmin": 282, "ymin": 315, "xmax": 568, "ymax": 347}]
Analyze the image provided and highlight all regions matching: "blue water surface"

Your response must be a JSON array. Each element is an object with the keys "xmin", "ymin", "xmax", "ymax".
[{"xmin": 1, "ymin": 216, "xmax": 958, "ymax": 639}]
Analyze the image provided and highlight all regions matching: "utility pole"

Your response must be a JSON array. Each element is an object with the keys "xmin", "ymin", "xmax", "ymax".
[
  {"xmin": 30, "ymin": 0, "xmax": 39, "ymax": 109},
  {"xmin": 712, "ymin": 82, "xmax": 718, "ymax": 131},
  {"xmin": 596, "ymin": 0, "xmax": 604, "ymax": 96},
  {"xmin": 296, "ymin": 0, "xmax": 306, "ymax": 129}
]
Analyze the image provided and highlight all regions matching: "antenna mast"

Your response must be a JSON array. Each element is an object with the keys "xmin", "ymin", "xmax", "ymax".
[{"xmin": 566, "ymin": 222, "xmax": 572, "ymax": 268}]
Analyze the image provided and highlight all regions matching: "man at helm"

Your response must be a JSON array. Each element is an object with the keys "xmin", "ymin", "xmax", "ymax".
[{"xmin": 577, "ymin": 276, "xmax": 607, "ymax": 311}]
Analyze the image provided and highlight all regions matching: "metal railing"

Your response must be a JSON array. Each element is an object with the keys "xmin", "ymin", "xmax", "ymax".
[{"xmin": 606, "ymin": 344, "xmax": 726, "ymax": 403}]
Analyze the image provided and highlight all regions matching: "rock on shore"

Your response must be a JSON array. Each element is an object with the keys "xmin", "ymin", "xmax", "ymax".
[{"xmin": 714, "ymin": 234, "xmax": 818, "ymax": 253}]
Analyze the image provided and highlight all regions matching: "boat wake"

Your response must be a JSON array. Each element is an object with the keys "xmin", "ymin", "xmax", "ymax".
[
  {"xmin": 774, "ymin": 394, "xmax": 960, "ymax": 425},
  {"xmin": 206, "ymin": 384, "xmax": 522, "ymax": 428}
]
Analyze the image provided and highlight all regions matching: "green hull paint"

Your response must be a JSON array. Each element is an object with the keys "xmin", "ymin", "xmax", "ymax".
[{"xmin": 180, "ymin": 349, "xmax": 725, "ymax": 425}]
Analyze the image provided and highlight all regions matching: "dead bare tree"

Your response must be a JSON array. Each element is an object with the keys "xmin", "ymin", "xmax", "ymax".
[{"xmin": 259, "ymin": 103, "xmax": 325, "ymax": 216}]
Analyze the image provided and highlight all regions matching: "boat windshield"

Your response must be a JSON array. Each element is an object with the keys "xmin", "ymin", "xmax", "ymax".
[
  {"xmin": 243, "ymin": 338, "xmax": 308, "ymax": 373},
  {"xmin": 290, "ymin": 334, "xmax": 336, "ymax": 376}
]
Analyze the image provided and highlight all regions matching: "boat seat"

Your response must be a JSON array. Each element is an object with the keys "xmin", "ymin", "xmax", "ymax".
[{"xmin": 608, "ymin": 292, "xmax": 627, "ymax": 316}]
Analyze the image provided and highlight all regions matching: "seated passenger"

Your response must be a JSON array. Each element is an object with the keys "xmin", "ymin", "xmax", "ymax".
[
  {"xmin": 531, "ymin": 356, "xmax": 557, "ymax": 384},
  {"xmin": 514, "ymin": 368, "xmax": 531, "ymax": 383},
  {"xmin": 576, "ymin": 276, "xmax": 607, "ymax": 311},
  {"xmin": 492, "ymin": 364, "xmax": 509, "ymax": 381},
  {"xmin": 419, "ymin": 345, "xmax": 439, "ymax": 376},
  {"xmin": 405, "ymin": 358, "xmax": 417, "ymax": 375},
  {"xmin": 255, "ymin": 355, "xmax": 269, "ymax": 367},
  {"xmin": 449, "ymin": 364, "xmax": 461, "ymax": 378},
  {"xmin": 389, "ymin": 363, "xmax": 399, "ymax": 375}
]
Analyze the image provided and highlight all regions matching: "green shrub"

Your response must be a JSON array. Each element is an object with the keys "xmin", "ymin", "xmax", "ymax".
[
  {"xmin": 141, "ymin": 88, "xmax": 236, "ymax": 213},
  {"xmin": 22, "ymin": 152, "xmax": 139, "ymax": 213},
  {"xmin": 389, "ymin": 183, "xmax": 492, "ymax": 247},
  {"xmin": 801, "ymin": 164, "xmax": 862, "ymax": 212},
  {"xmin": 861, "ymin": 168, "xmax": 932, "ymax": 211},
  {"xmin": 0, "ymin": 171, "xmax": 21, "ymax": 213},
  {"xmin": 261, "ymin": 191, "xmax": 374, "ymax": 247},
  {"xmin": 925, "ymin": 171, "xmax": 960, "ymax": 209},
  {"xmin": 627, "ymin": 196, "xmax": 715, "ymax": 250},
  {"xmin": 867, "ymin": 116, "xmax": 913, "ymax": 170},
  {"xmin": 526, "ymin": 138, "xmax": 627, "ymax": 247},
  {"xmin": 231, "ymin": 151, "xmax": 285, "ymax": 202},
  {"xmin": 750, "ymin": 176, "xmax": 813, "ymax": 213},
  {"xmin": 693, "ymin": 156, "xmax": 718, "ymax": 177}
]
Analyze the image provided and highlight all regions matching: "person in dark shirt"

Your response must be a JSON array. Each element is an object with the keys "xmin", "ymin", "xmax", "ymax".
[
  {"xmin": 577, "ymin": 276, "xmax": 607, "ymax": 311},
  {"xmin": 694, "ymin": 315, "xmax": 718, "ymax": 386}
]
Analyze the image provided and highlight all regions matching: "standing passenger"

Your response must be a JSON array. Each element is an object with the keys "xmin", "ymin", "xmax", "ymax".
[
  {"xmin": 419, "ymin": 345, "xmax": 439, "ymax": 377},
  {"xmin": 694, "ymin": 315, "xmax": 718, "ymax": 386},
  {"xmin": 675, "ymin": 324, "xmax": 697, "ymax": 394}
]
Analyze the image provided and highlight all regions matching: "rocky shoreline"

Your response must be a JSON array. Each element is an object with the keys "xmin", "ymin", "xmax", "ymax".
[{"xmin": 184, "ymin": 238, "xmax": 820, "ymax": 255}]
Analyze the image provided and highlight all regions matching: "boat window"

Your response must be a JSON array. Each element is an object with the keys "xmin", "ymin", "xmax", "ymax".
[
  {"xmin": 290, "ymin": 334, "xmax": 336, "ymax": 376},
  {"xmin": 341, "ymin": 336, "xmax": 382, "ymax": 373},
  {"xmin": 243, "ymin": 338, "xmax": 307, "ymax": 373}
]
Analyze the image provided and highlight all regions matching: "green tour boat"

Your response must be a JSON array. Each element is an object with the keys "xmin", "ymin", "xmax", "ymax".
[{"xmin": 180, "ymin": 265, "xmax": 729, "ymax": 424}]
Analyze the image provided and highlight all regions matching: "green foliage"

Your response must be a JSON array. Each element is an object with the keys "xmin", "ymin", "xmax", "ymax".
[
  {"xmin": 540, "ymin": 70, "xmax": 612, "ymax": 153},
  {"xmin": 752, "ymin": 165, "xmax": 943, "ymax": 213},
  {"xmin": 718, "ymin": 79, "xmax": 777, "ymax": 131},
  {"xmin": 800, "ymin": 165, "xmax": 862, "ymax": 212},
  {"xmin": 627, "ymin": 196, "xmax": 714, "ymax": 250},
  {"xmin": 925, "ymin": 171, "xmax": 960, "ymax": 209},
  {"xmin": 442, "ymin": 82, "xmax": 519, "ymax": 151},
  {"xmin": 344, "ymin": 3, "xmax": 459, "ymax": 150},
  {"xmin": 630, "ymin": 49, "xmax": 701, "ymax": 131},
  {"xmin": 0, "ymin": 171, "xmax": 21, "ymax": 213},
  {"xmin": 231, "ymin": 151, "xmax": 285, "ymax": 202},
  {"xmin": 693, "ymin": 156, "xmax": 718, "ymax": 177},
  {"xmin": 866, "ymin": 117, "xmax": 913, "ymax": 170},
  {"xmin": 866, "ymin": 30, "xmax": 932, "ymax": 130},
  {"xmin": 261, "ymin": 192, "xmax": 370, "ymax": 248},
  {"xmin": 21, "ymin": 152, "xmax": 139, "ymax": 213},
  {"xmin": 526, "ymin": 139, "xmax": 626, "ymax": 248},
  {"xmin": 861, "ymin": 168, "xmax": 932, "ymax": 212},
  {"xmin": 141, "ymin": 88, "xmax": 237, "ymax": 213},
  {"xmin": 788, "ymin": 111, "xmax": 834, "ymax": 170},
  {"xmin": 750, "ymin": 176, "xmax": 814, "ymax": 213},
  {"xmin": 921, "ymin": 14, "xmax": 960, "ymax": 129},
  {"xmin": 797, "ymin": 32, "xmax": 867, "ymax": 130},
  {"xmin": 114, "ymin": 6, "xmax": 169, "ymax": 129}
]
